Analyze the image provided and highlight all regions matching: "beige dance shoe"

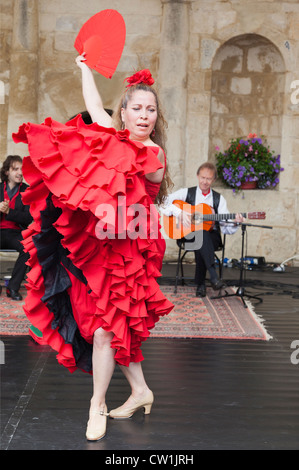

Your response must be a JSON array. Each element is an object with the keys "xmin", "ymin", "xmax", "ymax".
[
  {"xmin": 109, "ymin": 390, "xmax": 154, "ymax": 419},
  {"xmin": 86, "ymin": 404, "xmax": 109, "ymax": 441}
]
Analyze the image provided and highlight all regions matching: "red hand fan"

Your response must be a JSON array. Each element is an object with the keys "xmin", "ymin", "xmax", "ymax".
[{"xmin": 74, "ymin": 9, "xmax": 126, "ymax": 79}]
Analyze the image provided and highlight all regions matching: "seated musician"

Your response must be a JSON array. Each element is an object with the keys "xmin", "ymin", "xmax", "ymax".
[
  {"xmin": 0, "ymin": 155, "xmax": 32, "ymax": 300},
  {"xmin": 161, "ymin": 162, "xmax": 244, "ymax": 297}
]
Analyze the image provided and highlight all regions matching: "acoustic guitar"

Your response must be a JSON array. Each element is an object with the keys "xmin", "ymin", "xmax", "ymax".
[{"xmin": 163, "ymin": 200, "xmax": 266, "ymax": 239}]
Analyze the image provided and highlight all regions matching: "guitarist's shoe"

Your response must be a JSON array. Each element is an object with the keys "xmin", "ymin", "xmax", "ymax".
[
  {"xmin": 196, "ymin": 284, "xmax": 206, "ymax": 297},
  {"xmin": 211, "ymin": 279, "xmax": 226, "ymax": 291}
]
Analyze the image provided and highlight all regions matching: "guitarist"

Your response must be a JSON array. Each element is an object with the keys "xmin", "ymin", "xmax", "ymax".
[{"xmin": 161, "ymin": 162, "xmax": 244, "ymax": 297}]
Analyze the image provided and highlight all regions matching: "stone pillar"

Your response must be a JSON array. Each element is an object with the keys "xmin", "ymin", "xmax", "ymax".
[
  {"xmin": 159, "ymin": 0, "xmax": 190, "ymax": 188},
  {"xmin": 7, "ymin": 0, "xmax": 39, "ymax": 155}
]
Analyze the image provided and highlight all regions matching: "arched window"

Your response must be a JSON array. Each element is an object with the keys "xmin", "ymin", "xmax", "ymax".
[{"xmin": 209, "ymin": 34, "xmax": 285, "ymax": 163}]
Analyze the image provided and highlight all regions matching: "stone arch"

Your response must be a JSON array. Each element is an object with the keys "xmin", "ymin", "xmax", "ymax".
[{"xmin": 209, "ymin": 33, "xmax": 285, "ymax": 163}]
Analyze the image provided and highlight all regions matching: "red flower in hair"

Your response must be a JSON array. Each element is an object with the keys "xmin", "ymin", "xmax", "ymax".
[{"xmin": 125, "ymin": 69, "xmax": 155, "ymax": 88}]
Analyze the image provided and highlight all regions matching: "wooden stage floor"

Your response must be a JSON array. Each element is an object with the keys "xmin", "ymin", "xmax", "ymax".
[{"xmin": 1, "ymin": 264, "xmax": 299, "ymax": 451}]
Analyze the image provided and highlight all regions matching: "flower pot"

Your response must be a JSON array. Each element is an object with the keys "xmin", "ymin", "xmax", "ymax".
[{"xmin": 240, "ymin": 181, "xmax": 257, "ymax": 190}]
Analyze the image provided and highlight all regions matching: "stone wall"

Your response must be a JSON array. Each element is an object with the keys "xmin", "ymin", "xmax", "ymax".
[
  {"xmin": 183, "ymin": 0, "xmax": 299, "ymax": 265},
  {"xmin": 1, "ymin": 0, "xmax": 298, "ymax": 265}
]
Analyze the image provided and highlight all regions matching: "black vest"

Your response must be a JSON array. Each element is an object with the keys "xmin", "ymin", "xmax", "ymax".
[{"xmin": 186, "ymin": 186, "xmax": 221, "ymax": 233}]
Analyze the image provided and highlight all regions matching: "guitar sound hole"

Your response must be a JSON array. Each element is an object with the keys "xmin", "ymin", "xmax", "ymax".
[{"xmin": 192, "ymin": 213, "xmax": 202, "ymax": 225}]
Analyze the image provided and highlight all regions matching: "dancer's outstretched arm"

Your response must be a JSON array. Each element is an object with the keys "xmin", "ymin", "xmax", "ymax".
[{"xmin": 76, "ymin": 55, "xmax": 112, "ymax": 127}]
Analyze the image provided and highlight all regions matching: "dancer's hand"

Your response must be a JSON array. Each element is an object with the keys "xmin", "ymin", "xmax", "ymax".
[{"xmin": 76, "ymin": 53, "xmax": 87, "ymax": 70}]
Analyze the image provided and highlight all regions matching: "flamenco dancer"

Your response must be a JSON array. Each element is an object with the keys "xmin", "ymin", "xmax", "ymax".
[{"xmin": 13, "ymin": 52, "xmax": 174, "ymax": 441}]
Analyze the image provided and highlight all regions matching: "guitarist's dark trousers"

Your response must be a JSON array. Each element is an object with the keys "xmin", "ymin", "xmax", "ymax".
[
  {"xmin": 185, "ymin": 186, "xmax": 222, "ymax": 286},
  {"xmin": 194, "ymin": 229, "xmax": 222, "ymax": 286}
]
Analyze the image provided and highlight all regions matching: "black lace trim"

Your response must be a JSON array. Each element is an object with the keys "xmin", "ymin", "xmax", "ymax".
[{"xmin": 32, "ymin": 195, "xmax": 92, "ymax": 372}]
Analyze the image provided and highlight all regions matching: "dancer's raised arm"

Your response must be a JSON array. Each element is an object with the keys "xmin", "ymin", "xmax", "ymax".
[{"xmin": 76, "ymin": 54, "xmax": 112, "ymax": 127}]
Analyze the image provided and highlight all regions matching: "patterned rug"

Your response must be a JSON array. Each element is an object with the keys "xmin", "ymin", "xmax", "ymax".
[
  {"xmin": 151, "ymin": 285, "xmax": 271, "ymax": 340},
  {"xmin": 0, "ymin": 285, "xmax": 270, "ymax": 341},
  {"xmin": 0, "ymin": 287, "xmax": 31, "ymax": 335}
]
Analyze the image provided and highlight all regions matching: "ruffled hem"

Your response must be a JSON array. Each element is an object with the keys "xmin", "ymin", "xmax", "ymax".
[{"xmin": 13, "ymin": 116, "xmax": 173, "ymax": 373}]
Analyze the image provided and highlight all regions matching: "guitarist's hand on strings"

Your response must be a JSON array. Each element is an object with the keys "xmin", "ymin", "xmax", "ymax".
[
  {"xmin": 234, "ymin": 213, "xmax": 245, "ymax": 224},
  {"xmin": 179, "ymin": 210, "xmax": 191, "ymax": 228}
]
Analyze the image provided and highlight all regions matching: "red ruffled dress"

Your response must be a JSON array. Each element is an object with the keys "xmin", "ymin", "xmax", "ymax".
[{"xmin": 13, "ymin": 115, "xmax": 173, "ymax": 374}]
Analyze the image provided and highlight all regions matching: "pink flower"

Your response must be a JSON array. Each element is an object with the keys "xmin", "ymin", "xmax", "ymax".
[
  {"xmin": 215, "ymin": 146, "xmax": 220, "ymax": 151},
  {"xmin": 248, "ymin": 133, "xmax": 257, "ymax": 139}
]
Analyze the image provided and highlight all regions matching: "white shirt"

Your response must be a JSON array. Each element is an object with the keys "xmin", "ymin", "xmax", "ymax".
[{"xmin": 160, "ymin": 186, "xmax": 239, "ymax": 235}]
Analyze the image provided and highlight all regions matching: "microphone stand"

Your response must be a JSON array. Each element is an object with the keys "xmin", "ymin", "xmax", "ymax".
[{"xmin": 212, "ymin": 221, "xmax": 273, "ymax": 308}]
